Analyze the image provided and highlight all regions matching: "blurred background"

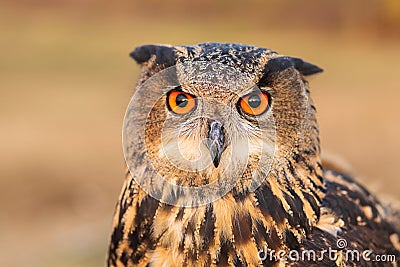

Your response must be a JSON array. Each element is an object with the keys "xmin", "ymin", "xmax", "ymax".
[{"xmin": 0, "ymin": 0, "xmax": 399, "ymax": 266}]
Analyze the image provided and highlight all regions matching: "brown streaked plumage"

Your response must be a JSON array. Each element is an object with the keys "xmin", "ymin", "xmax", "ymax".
[{"xmin": 107, "ymin": 43, "xmax": 400, "ymax": 266}]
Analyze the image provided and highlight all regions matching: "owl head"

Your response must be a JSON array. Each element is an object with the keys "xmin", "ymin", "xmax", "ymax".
[{"xmin": 123, "ymin": 43, "xmax": 323, "ymax": 207}]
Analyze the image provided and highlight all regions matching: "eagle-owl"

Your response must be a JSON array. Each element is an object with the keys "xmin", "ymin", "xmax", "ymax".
[{"xmin": 107, "ymin": 43, "xmax": 400, "ymax": 266}]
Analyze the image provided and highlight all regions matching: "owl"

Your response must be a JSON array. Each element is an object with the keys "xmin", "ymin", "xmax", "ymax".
[{"xmin": 107, "ymin": 43, "xmax": 400, "ymax": 266}]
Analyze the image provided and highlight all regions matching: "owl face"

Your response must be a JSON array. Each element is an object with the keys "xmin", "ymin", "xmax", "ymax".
[
  {"xmin": 163, "ymin": 84, "xmax": 270, "ymax": 162},
  {"xmin": 123, "ymin": 43, "xmax": 322, "ymax": 206}
]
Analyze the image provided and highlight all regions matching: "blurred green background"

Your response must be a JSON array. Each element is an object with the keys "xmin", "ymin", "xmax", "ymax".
[{"xmin": 0, "ymin": 0, "xmax": 399, "ymax": 266}]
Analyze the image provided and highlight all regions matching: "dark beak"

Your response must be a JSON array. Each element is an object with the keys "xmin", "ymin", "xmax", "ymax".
[{"xmin": 205, "ymin": 121, "xmax": 227, "ymax": 168}]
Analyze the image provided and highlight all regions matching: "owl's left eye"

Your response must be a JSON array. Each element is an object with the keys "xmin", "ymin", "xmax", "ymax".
[
  {"xmin": 238, "ymin": 91, "xmax": 270, "ymax": 116},
  {"xmin": 166, "ymin": 89, "xmax": 197, "ymax": 115}
]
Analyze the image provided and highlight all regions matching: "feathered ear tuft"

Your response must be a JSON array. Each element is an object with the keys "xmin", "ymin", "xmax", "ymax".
[
  {"xmin": 289, "ymin": 57, "xmax": 323, "ymax": 76},
  {"xmin": 264, "ymin": 56, "xmax": 323, "ymax": 77},
  {"xmin": 130, "ymin": 44, "xmax": 176, "ymax": 67}
]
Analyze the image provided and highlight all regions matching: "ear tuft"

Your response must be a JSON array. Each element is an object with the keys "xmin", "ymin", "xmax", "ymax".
[
  {"xmin": 290, "ymin": 57, "xmax": 323, "ymax": 76},
  {"xmin": 130, "ymin": 45, "xmax": 176, "ymax": 66},
  {"xmin": 264, "ymin": 56, "xmax": 323, "ymax": 77}
]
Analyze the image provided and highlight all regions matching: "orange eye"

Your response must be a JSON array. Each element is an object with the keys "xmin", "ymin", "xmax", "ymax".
[
  {"xmin": 238, "ymin": 91, "xmax": 270, "ymax": 116},
  {"xmin": 166, "ymin": 90, "xmax": 196, "ymax": 115}
]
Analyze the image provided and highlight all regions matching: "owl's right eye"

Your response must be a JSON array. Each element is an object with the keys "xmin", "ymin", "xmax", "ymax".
[{"xmin": 166, "ymin": 89, "xmax": 197, "ymax": 115}]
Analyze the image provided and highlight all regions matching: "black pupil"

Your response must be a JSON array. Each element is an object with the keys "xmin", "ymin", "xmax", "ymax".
[
  {"xmin": 176, "ymin": 93, "xmax": 188, "ymax": 107},
  {"xmin": 248, "ymin": 94, "xmax": 261, "ymax": 108}
]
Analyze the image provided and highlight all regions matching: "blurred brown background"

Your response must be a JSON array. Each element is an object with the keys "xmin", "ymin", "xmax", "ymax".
[{"xmin": 0, "ymin": 0, "xmax": 399, "ymax": 266}]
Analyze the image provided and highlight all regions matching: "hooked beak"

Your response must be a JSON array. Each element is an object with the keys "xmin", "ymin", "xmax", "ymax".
[{"xmin": 205, "ymin": 121, "xmax": 227, "ymax": 168}]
